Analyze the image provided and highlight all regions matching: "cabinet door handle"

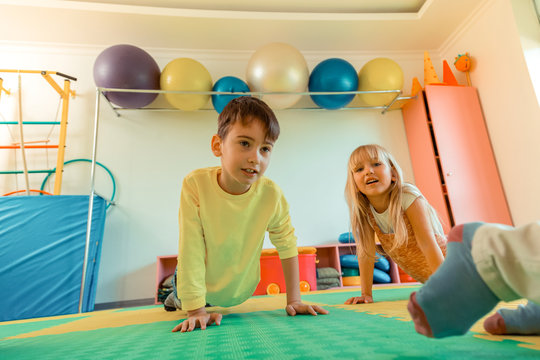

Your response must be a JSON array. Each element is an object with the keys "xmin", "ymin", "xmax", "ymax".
[{"xmin": 446, "ymin": 172, "xmax": 453, "ymax": 176}]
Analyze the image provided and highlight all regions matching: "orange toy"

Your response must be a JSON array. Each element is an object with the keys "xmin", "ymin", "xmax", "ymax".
[
  {"xmin": 260, "ymin": 246, "xmax": 316, "ymax": 257},
  {"xmin": 442, "ymin": 60, "xmax": 459, "ymax": 86},
  {"xmin": 454, "ymin": 52, "xmax": 472, "ymax": 86},
  {"xmin": 411, "ymin": 77, "xmax": 423, "ymax": 96},
  {"xmin": 254, "ymin": 247, "xmax": 318, "ymax": 295},
  {"xmin": 423, "ymin": 51, "xmax": 441, "ymax": 86}
]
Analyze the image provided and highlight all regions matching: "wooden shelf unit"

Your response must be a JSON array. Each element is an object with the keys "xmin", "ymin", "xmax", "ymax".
[
  {"xmin": 154, "ymin": 244, "xmax": 411, "ymax": 304},
  {"xmin": 154, "ymin": 255, "xmax": 178, "ymax": 305},
  {"xmin": 313, "ymin": 243, "xmax": 404, "ymax": 288}
]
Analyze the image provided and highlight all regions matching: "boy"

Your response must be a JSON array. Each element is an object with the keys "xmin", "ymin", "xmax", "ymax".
[
  {"xmin": 166, "ymin": 96, "xmax": 328, "ymax": 333},
  {"xmin": 408, "ymin": 221, "xmax": 540, "ymax": 338}
]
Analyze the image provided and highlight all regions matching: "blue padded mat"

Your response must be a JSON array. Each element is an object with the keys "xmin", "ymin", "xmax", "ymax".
[{"xmin": 0, "ymin": 195, "xmax": 106, "ymax": 321}]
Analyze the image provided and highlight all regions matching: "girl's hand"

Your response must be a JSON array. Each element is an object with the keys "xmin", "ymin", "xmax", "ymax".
[
  {"xmin": 286, "ymin": 301, "xmax": 329, "ymax": 316},
  {"xmin": 171, "ymin": 308, "xmax": 222, "ymax": 333},
  {"xmin": 344, "ymin": 295, "xmax": 373, "ymax": 304}
]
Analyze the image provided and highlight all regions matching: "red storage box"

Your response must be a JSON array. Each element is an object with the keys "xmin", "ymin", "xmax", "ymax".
[{"xmin": 253, "ymin": 254, "xmax": 317, "ymax": 295}]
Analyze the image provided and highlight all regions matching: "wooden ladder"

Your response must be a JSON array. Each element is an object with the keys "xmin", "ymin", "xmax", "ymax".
[{"xmin": 0, "ymin": 70, "xmax": 76, "ymax": 195}]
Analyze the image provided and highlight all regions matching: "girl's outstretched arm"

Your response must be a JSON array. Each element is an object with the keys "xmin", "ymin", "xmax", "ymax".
[
  {"xmin": 406, "ymin": 198, "xmax": 445, "ymax": 273},
  {"xmin": 360, "ymin": 255, "xmax": 375, "ymax": 299},
  {"xmin": 344, "ymin": 252, "xmax": 375, "ymax": 304}
]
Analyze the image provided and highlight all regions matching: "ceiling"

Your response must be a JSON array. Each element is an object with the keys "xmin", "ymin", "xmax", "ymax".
[
  {"xmin": 0, "ymin": 0, "xmax": 489, "ymax": 52},
  {"xmin": 62, "ymin": 0, "xmax": 428, "ymax": 14}
]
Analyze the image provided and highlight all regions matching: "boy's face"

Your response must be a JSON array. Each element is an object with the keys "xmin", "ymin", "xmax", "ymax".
[{"xmin": 211, "ymin": 118, "xmax": 274, "ymax": 195}]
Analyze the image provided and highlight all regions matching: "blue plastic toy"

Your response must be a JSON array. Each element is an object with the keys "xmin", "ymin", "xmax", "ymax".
[
  {"xmin": 374, "ymin": 253, "xmax": 390, "ymax": 272},
  {"xmin": 339, "ymin": 253, "xmax": 390, "ymax": 272},
  {"xmin": 338, "ymin": 232, "xmax": 355, "ymax": 243},
  {"xmin": 340, "ymin": 254, "xmax": 358, "ymax": 268},
  {"xmin": 373, "ymin": 268, "xmax": 392, "ymax": 283},
  {"xmin": 342, "ymin": 267, "xmax": 359, "ymax": 276},
  {"xmin": 339, "ymin": 254, "xmax": 391, "ymax": 283}
]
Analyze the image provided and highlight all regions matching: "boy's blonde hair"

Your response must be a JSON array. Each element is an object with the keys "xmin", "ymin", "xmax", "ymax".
[{"xmin": 344, "ymin": 144, "xmax": 444, "ymax": 258}]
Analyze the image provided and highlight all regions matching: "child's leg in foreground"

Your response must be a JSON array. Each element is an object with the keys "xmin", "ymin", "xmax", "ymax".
[
  {"xmin": 407, "ymin": 223, "xmax": 500, "ymax": 338},
  {"xmin": 484, "ymin": 301, "xmax": 540, "ymax": 335},
  {"xmin": 476, "ymin": 221, "xmax": 540, "ymax": 335}
]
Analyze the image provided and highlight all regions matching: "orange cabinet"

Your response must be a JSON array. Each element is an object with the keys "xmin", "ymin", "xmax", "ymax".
[{"xmin": 402, "ymin": 85, "xmax": 512, "ymax": 231}]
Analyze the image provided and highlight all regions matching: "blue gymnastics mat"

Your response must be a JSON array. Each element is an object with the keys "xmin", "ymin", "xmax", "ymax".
[{"xmin": 0, "ymin": 195, "xmax": 107, "ymax": 321}]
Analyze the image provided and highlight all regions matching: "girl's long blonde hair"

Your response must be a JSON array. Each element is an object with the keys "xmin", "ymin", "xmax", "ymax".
[{"xmin": 344, "ymin": 144, "xmax": 444, "ymax": 258}]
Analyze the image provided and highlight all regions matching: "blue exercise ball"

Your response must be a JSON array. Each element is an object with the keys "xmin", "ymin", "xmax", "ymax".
[
  {"xmin": 308, "ymin": 58, "xmax": 358, "ymax": 110},
  {"xmin": 211, "ymin": 76, "xmax": 250, "ymax": 113},
  {"xmin": 93, "ymin": 44, "xmax": 160, "ymax": 108}
]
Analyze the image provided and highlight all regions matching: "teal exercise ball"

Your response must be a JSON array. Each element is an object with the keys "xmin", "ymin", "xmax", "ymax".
[
  {"xmin": 309, "ymin": 58, "xmax": 358, "ymax": 110},
  {"xmin": 211, "ymin": 76, "xmax": 250, "ymax": 114}
]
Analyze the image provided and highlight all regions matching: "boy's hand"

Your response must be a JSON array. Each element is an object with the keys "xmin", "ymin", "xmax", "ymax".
[
  {"xmin": 344, "ymin": 295, "xmax": 373, "ymax": 304},
  {"xmin": 286, "ymin": 301, "xmax": 329, "ymax": 316},
  {"xmin": 171, "ymin": 307, "xmax": 222, "ymax": 333}
]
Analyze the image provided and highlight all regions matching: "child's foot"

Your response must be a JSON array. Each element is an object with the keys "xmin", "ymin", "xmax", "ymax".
[
  {"xmin": 164, "ymin": 292, "xmax": 182, "ymax": 311},
  {"xmin": 483, "ymin": 312, "xmax": 506, "ymax": 334},
  {"xmin": 484, "ymin": 301, "xmax": 540, "ymax": 335},
  {"xmin": 164, "ymin": 304, "xmax": 177, "ymax": 312},
  {"xmin": 408, "ymin": 223, "xmax": 500, "ymax": 338}
]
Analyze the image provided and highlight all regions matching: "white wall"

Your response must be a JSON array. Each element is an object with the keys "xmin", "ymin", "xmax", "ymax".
[
  {"xmin": 2, "ymin": 0, "xmax": 538, "ymax": 304},
  {"xmin": 439, "ymin": 0, "xmax": 540, "ymax": 226},
  {"xmin": 0, "ymin": 44, "xmax": 418, "ymax": 303},
  {"xmin": 511, "ymin": 0, "xmax": 540, "ymax": 104}
]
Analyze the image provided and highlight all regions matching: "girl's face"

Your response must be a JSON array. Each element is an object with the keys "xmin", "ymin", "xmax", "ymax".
[{"xmin": 352, "ymin": 157, "xmax": 395, "ymax": 202}]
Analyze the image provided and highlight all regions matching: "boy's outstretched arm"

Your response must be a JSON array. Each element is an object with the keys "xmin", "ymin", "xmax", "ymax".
[
  {"xmin": 172, "ymin": 307, "xmax": 222, "ymax": 333},
  {"xmin": 281, "ymin": 255, "xmax": 329, "ymax": 316}
]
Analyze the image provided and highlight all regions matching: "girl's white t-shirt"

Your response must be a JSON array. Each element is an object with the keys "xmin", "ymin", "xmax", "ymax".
[{"xmin": 370, "ymin": 191, "xmax": 418, "ymax": 234}]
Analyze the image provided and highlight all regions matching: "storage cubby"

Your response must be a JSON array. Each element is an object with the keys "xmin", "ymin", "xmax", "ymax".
[
  {"xmin": 155, "ymin": 243, "xmax": 412, "ymax": 304},
  {"xmin": 313, "ymin": 243, "xmax": 405, "ymax": 288},
  {"xmin": 154, "ymin": 255, "xmax": 177, "ymax": 305}
]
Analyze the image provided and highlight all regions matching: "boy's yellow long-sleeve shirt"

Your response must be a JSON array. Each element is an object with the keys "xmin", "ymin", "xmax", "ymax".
[{"xmin": 177, "ymin": 167, "xmax": 298, "ymax": 311}]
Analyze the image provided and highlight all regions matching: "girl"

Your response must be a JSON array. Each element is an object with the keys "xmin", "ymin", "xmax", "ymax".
[{"xmin": 344, "ymin": 144, "xmax": 446, "ymax": 304}]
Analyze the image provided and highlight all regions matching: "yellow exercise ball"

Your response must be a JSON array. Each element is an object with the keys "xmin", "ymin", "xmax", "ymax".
[
  {"xmin": 357, "ymin": 58, "xmax": 404, "ymax": 106},
  {"xmin": 246, "ymin": 42, "xmax": 309, "ymax": 110},
  {"xmin": 160, "ymin": 58, "xmax": 212, "ymax": 111}
]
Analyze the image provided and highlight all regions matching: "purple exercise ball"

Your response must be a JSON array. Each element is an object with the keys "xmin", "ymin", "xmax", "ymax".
[{"xmin": 93, "ymin": 44, "xmax": 160, "ymax": 108}]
